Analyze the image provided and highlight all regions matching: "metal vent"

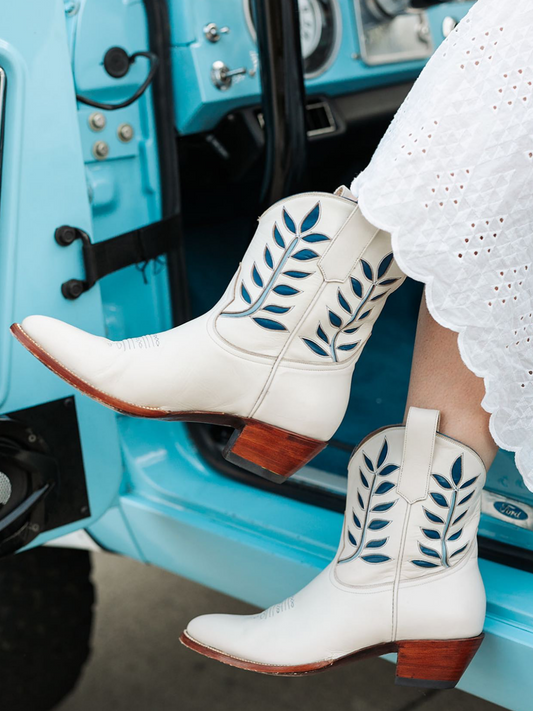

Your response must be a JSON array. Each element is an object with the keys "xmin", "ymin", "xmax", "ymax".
[{"xmin": 256, "ymin": 100, "xmax": 337, "ymax": 138}]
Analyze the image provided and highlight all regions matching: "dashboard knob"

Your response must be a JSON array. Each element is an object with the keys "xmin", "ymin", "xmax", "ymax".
[
  {"xmin": 204, "ymin": 23, "xmax": 230, "ymax": 43},
  {"xmin": 211, "ymin": 61, "xmax": 248, "ymax": 91},
  {"xmin": 365, "ymin": 0, "xmax": 410, "ymax": 20}
]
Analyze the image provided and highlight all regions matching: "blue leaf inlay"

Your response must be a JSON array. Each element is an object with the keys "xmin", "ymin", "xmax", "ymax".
[
  {"xmin": 368, "ymin": 520, "xmax": 389, "ymax": 530},
  {"xmin": 252, "ymin": 317, "xmax": 287, "ymax": 331},
  {"xmin": 431, "ymin": 492, "xmax": 449, "ymax": 508},
  {"xmin": 412, "ymin": 560, "xmax": 439, "ymax": 568},
  {"xmin": 452, "ymin": 456, "xmax": 463, "ymax": 486},
  {"xmin": 433, "ymin": 474, "xmax": 452, "ymax": 490},
  {"xmin": 263, "ymin": 305, "xmax": 291, "ymax": 314},
  {"xmin": 458, "ymin": 491, "xmax": 474, "ymax": 506},
  {"xmin": 302, "ymin": 233, "xmax": 329, "ymax": 243},
  {"xmin": 378, "ymin": 440, "xmax": 388, "ymax": 468},
  {"xmin": 366, "ymin": 538, "xmax": 387, "ymax": 549},
  {"xmin": 252, "ymin": 264, "xmax": 263, "ymax": 287},
  {"xmin": 241, "ymin": 283, "xmax": 252, "ymax": 304},
  {"xmin": 348, "ymin": 531, "xmax": 357, "ymax": 546},
  {"xmin": 452, "ymin": 511, "xmax": 467, "ymax": 526},
  {"xmin": 338, "ymin": 290, "xmax": 352, "ymax": 313},
  {"xmin": 293, "ymin": 249, "xmax": 319, "ymax": 261},
  {"xmin": 420, "ymin": 544, "xmax": 440, "ymax": 559},
  {"xmin": 274, "ymin": 224, "xmax": 285, "ymax": 248},
  {"xmin": 283, "ymin": 208, "xmax": 296, "ymax": 234},
  {"xmin": 329, "ymin": 310, "xmax": 342, "ymax": 328},
  {"xmin": 344, "ymin": 327, "xmax": 359, "ymax": 334},
  {"xmin": 362, "ymin": 259, "xmax": 374, "ymax": 281},
  {"xmin": 363, "ymin": 453, "xmax": 374, "ymax": 472},
  {"xmin": 377, "ymin": 253, "xmax": 394, "ymax": 279},
  {"xmin": 358, "ymin": 492, "xmax": 365, "ymax": 510},
  {"xmin": 451, "ymin": 544, "xmax": 468, "ymax": 558},
  {"xmin": 353, "ymin": 511, "xmax": 361, "ymax": 529},
  {"xmin": 273, "ymin": 284, "xmax": 300, "ymax": 296},
  {"xmin": 371, "ymin": 292, "xmax": 387, "ymax": 302},
  {"xmin": 264, "ymin": 246, "xmax": 274, "ymax": 269},
  {"xmin": 300, "ymin": 203, "xmax": 320, "ymax": 232},
  {"xmin": 448, "ymin": 529, "xmax": 463, "ymax": 541},
  {"xmin": 301, "ymin": 338, "xmax": 328, "ymax": 357},
  {"xmin": 423, "ymin": 528, "xmax": 441, "ymax": 540},
  {"xmin": 375, "ymin": 481, "xmax": 395, "ymax": 495},
  {"xmin": 351, "ymin": 278, "xmax": 363, "ymax": 298},
  {"xmin": 316, "ymin": 324, "xmax": 329, "ymax": 344},
  {"xmin": 460, "ymin": 476, "xmax": 479, "ymax": 489},
  {"xmin": 360, "ymin": 469, "xmax": 369, "ymax": 489},
  {"xmin": 424, "ymin": 509, "xmax": 444, "ymax": 524},
  {"xmin": 338, "ymin": 342, "xmax": 359, "ymax": 352},
  {"xmin": 362, "ymin": 554, "xmax": 390, "ymax": 564},
  {"xmin": 379, "ymin": 464, "xmax": 399, "ymax": 477},
  {"xmin": 358, "ymin": 309, "xmax": 372, "ymax": 320},
  {"xmin": 379, "ymin": 278, "xmax": 399, "ymax": 286},
  {"xmin": 372, "ymin": 501, "xmax": 396, "ymax": 513},
  {"xmin": 283, "ymin": 270, "xmax": 310, "ymax": 279}
]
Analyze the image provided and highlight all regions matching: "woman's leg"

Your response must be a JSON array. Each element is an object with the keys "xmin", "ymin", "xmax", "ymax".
[{"xmin": 405, "ymin": 291, "xmax": 498, "ymax": 470}]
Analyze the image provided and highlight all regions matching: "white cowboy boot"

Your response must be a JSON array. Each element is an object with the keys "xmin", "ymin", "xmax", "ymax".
[
  {"xmin": 11, "ymin": 187, "xmax": 404, "ymax": 482},
  {"xmin": 181, "ymin": 407, "xmax": 487, "ymax": 688}
]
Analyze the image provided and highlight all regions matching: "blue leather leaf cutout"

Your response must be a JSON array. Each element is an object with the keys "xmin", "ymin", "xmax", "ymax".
[
  {"xmin": 431, "ymin": 492, "xmax": 449, "ymax": 508},
  {"xmin": 451, "ymin": 544, "xmax": 468, "ymax": 558},
  {"xmin": 302, "ymin": 338, "xmax": 328, "ymax": 357},
  {"xmin": 362, "ymin": 555, "xmax": 391, "ymax": 564},
  {"xmin": 338, "ymin": 290, "xmax": 352, "ymax": 313},
  {"xmin": 283, "ymin": 270, "xmax": 310, "ymax": 279},
  {"xmin": 420, "ymin": 544, "xmax": 440, "ymax": 559},
  {"xmin": 379, "ymin": 278, "xmax": 398, "ymax": 286},
  {"xmin": 360, "ymin": 469, "xmax": 369, "ymax": 489},
  {"xmin": 344, "ymin": 326, "xmax": 359, "ymax": 334},
  {"xmin": 460, "ymin": 476, "xmax": 479, "ymax": 489},
  {"xmin": 412, "ymin": 560, "xmax": 440, "ymax": 568},
  {"xmin": 241, "ymin": 283, "xmax": 252, "ymax": 304},
  {"xmin": 302, "ymin": 233, "xmax": 329, "ymax": 243},
  {"xmin": 252, "ymin": 264, "xmax": 263, "ymax": 288},
  {"xmin": 452, "ymin": 456, "xmax": 463, "ymax": 486},
  {"xmin": 372, "ymin": 501, "xmax": 395, "ymax": 512},
  {"xmin": 264, "ymin": 246, "xmax": 274, "ymax": 269},
  {"xmin": 366, "ymin": 538, "xmax": 387, "ymax": 549},
  {"xmin": 368, "ymin": 520, "xmax": 389, "ymax": 530},
  {"xmin": 371, "ymin": 292, "xmax": 387, "ymax": 302},
  {"xmin": 363, "ymin": 453, "xmax": 374, "ymax": 472},
  {"xmin": 452, "ymin": 511, "xmax": 467, "ymax": 526},
  {"xmin": 283, "ymin": 209, "xmax": 296, "ymax": 234},
  {"xmin": 263, "ymin": 305, "xmax": 291, "ymax": 314},
  {"xmin": 361, "ymin": 259, "xmax": 374, "ymax": 281},
  {"xmin": 273, "ymin": 285, "xmax": 300, "ymax": 296},
  {"xmin": 378, "ymin": 464, "xmax": 398, "ymax": 477},
  {"xmin": 316, "ymin": 324, "xmax": 329, "ymax": 343},
  {"xmin": 329, "ymin": 310, "xmax": 342, "ymax": 328},
  {"xmin": 358, "ymin": 309, "xmax": 372, "ymax": 320},
  {"xmin": 274, "ymin": 224, "xmax": 285, "ymax": 248},
  {"xmin": 448, "ymin": 529, "xmax": 463, "ymax": 541},
  {"xmin": 433, "ymin": 474, "xmax": 452, "ymax": 489},
  {"xmin": 351, "ymin": 278, "xmax": 363, "ymax": 298},
  {"xmin": 348, "ymin": 531, "xmax": 357, "ymax": 546},
  {"xmin": 424, "ymin": 509, "xmax": 444, "ymax": 524},
  {"xmin": 358, "ymin": 492, "xmax": 365, "ymax": 510},
  {"xmin": 377, "ymin": 253, "xmax": 394, "ymax": 279},
  {"xmin": 293, "ymin": 249, "xmax": 319, "ymax": 261},
  {"xmin": 353, "ymin": 511, "xmax": 361, "ymax": 529},
  {"xmin": 300, "ymin": 203, "xmax": 320, "ymax": 232},
  {"xmin": 375, "ymin": 481, "xmax": 395, "ymax": 495},
  {"xmin": 459, "ymin": 491, "xmax": 474, "ymax": 506},
  {"xmin": 252, "ymin": 317, "xmax": 287, "ymax": 331},
  {"xmin": 378, "ymin": 440, "xmax": 388, "ymax": 468},
  {"xmin": 338, "ymin": 342, "xmax": 359, "ymax": 352},
  {"xmin": 423, "ymin": 528, "xmax": 441, "ymax": 540}
]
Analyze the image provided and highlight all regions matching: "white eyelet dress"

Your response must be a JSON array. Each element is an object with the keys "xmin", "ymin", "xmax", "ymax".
[{"xmin": 351, "ymin": 0, "xmax": 533, "ymax": 491}]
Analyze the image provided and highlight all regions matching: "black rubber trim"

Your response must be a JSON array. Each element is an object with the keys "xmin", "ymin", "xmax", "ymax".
[{"xmin": 477, "ymin": 535, "xmax": 533, "ymax": 574}]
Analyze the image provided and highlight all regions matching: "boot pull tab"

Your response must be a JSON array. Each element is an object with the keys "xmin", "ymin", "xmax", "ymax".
[{"xmin": 397, "ymin": 407, "xmax": 440, "ymax": 504}]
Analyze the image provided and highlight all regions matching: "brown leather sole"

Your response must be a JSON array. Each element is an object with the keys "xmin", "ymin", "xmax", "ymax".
[
  {"xmin": 10, "ymin": 323, "xmax": 326, "ymax": 483},
  {"xmin": 180, "ymin": 631, "xmax": 484, "ymax": 688}
]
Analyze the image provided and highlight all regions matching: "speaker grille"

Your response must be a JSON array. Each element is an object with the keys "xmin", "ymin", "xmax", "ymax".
[{"xmin": 0, "ymin": 471, "xmax": 12, "ymax": 505}]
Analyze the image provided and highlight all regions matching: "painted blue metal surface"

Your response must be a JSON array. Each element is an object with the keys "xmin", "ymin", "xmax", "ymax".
[{"xmin": 169, "ymin": 0, "xmax": 475, "ymax": 134}]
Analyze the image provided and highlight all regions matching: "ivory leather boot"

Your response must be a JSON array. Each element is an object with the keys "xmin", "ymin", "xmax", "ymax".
[
  {"xmin": 181, "ymin": 407, "xmax": 487, "ymax": 688},
  {"xmin": 11, "ymin": 187, "xmax": 404, "ymax": 482}
]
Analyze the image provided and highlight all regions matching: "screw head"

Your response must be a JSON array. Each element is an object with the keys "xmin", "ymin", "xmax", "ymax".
[
  {"xmin": 88, "ymin": 112, "xmax": 106, "ymax": 131},
  {"xmin": 64, "ymin": 0, "xmax": 79, "ymax": 17},
  {"xmin": 93, "ymin": 140, "xmax": 109, "ymax": 160},
  {"xmin": 117, "ymin": 123, "xmax": 134, "ymax": 142}
]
